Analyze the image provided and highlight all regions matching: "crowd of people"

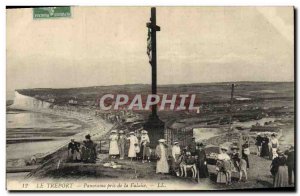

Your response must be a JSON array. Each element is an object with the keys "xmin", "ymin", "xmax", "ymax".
[
  {"xmin": 67, "ymin": 131, "xmax": 210, "ymax": 180},
  {"xmin": 67, "ymin": 134, "xmax": 97, "ymax": 163},
  {"xmin": 255, "ymin": 132, "xmax": 294, "ymax": 187},
  {"xmin": 270, "ymin": 146, "xmax": 294, "ymax": 187},
  {"xmin": 66, "ymin": 130, "xmax": 294, "ymax": 188},
  {"xmin": 255, "ymin": 133, "xmax": 280, "ymax": 160}
]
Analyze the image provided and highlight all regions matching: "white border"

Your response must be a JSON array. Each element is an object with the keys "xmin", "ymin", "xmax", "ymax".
[{"xmin": 1, "ymin": 1, "xmax": 298, "ymax": 196}]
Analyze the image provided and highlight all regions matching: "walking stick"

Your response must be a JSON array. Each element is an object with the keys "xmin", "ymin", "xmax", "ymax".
[{"xmin": 197, "ymin": 167, "xmax": 200, "ymax": 183}]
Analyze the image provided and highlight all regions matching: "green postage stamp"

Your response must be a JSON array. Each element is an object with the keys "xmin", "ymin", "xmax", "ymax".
[{"xmin": 33, "ymin": 7, "xmax": 71, "ymax": 19}]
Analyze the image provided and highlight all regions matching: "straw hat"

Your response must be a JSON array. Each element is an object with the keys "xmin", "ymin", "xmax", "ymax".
[
  {"xmin": 111, "ymin": 130, "xmax": 117, "ymax": 133},
  {"xmin": 220, "ymin": 146, "xmax": 228, "ymax": 151},
  {"xmin": 158, "ymin": 139, "xmax": 166, "ymax": 143},
  {"xmin": 119, "ymin": 130, "xmax": 124, "ymax": 134},
  {"xmin": 174, "ymin": 141, "xmax": 179, "ymax": 145},
  {"xmin": 277, "ymin": 149, "xmax": 283, "ymax": 155},
  {"xmin": 141, "ymin": 130, "xmax": 148, "ymax": 134},
  {"xmin": 129, "ymin": 131, "xmax": 135, "ymax": 135},
  {"xmin": 231, "ymin": 145, "xmax": 239, "ymax": 150}
]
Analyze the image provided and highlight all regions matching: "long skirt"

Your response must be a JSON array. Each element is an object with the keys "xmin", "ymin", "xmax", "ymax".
[
  {"xmin": 261, "ymin": 144, "xmax": 270, "ymax": 157},
  {"xmin": 216, "ymin": 172, "xmax": 227, "ymax": 183},
  {"xmin": 274, "ymin": 166, "xmax": 289, "ymax": 187},
  {"xmin": 198, "ymin": 162, "xmax": 209, "ymax": 178},
  {"xmin": 171, "ymin": 154, "xmax": 180, "ymax": 174},
  {"xmin": 128, "ymin": 143, "xmax": 136, "ymax": 158},
  {"xmin": 109, "ymin": 141, "xmax": 119, "ymax": 155},
  {"xmin": 141, "ymin": 145, "xmax": 151, "ymax": 158},
  {"xmin": 119, "ymin": 143, "xmax": 125, "ymax": 159},
  {"xmin": 156, "ymin": 156, "xmax": 169, "ymax": 173},
  {"xmin": 81, "ymin": 147, "xmax": 96, "ymax": 163}
]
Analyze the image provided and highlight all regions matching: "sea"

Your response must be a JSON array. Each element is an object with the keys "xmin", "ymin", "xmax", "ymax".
[{"xmin": 6, "ymin": 109, "xmax": 84, "ymax": 160}]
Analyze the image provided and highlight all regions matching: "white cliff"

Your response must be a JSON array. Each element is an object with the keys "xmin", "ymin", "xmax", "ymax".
[{"xmin": 9, "ymin": 91, "xmax": 51, "ymax": 111}]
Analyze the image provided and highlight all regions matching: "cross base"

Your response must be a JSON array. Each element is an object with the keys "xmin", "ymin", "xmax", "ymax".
[{"xmin": 143, "ymin": 114, "xmax": 165, "ymax": 148}]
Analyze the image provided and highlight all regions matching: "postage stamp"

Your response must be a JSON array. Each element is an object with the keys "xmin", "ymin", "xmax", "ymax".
[{"xmin": 33, "ymin": 7, "xmax": 71, "ymax": 19}]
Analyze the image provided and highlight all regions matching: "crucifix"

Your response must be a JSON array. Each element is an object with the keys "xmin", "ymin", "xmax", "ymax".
[{"xmin": 144, "ymin": 7, "xmax": 165, "ymax": 147}]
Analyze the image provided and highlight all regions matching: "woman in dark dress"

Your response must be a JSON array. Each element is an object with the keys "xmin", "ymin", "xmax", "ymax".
[
  {"xmin": 261, "ymin": 134, "xmax": 270, "ymax": 158},
  {"xmin": 81, "ymin": 134, "xmax": 97, "ymax": 163},
  {"xmin": 270, "ymin": 149, "xmax": 288, "ymax": 187}
]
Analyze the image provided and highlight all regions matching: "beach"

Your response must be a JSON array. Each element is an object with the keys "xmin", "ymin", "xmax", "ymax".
[{"xmin": 6, "ymin": 105, "xmax": 114, "ymax": 174}]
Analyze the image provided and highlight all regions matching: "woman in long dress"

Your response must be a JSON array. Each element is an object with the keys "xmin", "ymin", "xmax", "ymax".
[
  {"xmin": 127, "ymin": 132, "xmax": 138, "ymax": 160},
  {"xmin": 171, "ymin": 141, "xmax": 181, "ymax": 176},
  {"xmin": 109, "ymin": 130, "xmax": 119, "ymax": 159},
  {"xmin": 270, "ymin": 134, "xmax": 279, "ymax": 160},
  {"xmin": 261, "ymin": 134, "xmax": 270, "ymax": 158},
  {"xmin": 271, "ymin": 149, "xmax": 289, "ymax": 187},
  {"xmin": 140, "ymin": 130, "xmax": 151, "ymax": 163},
  {"xmin": 81, "ymin": 134, "xmax": 97, "ymax": 163},
  {"xmin": 155, "ymin": 139, "xmax": 169, "ymax": 174},
  {"xmin": 118, "ymin": 130, "xmax": 126, "ymax": 160}
]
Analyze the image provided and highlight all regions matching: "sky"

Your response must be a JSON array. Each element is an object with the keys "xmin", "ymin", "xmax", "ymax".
[{"xmin": 6, "ymin": 7, "xmax": 294, "ymax": 93}]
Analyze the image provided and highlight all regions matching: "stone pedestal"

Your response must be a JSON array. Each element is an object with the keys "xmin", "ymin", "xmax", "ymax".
[{"xmin": 143, "ymin": 114, "xmax": 165, "ymax": 148}]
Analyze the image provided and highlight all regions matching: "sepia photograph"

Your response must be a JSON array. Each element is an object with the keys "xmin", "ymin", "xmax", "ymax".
[{"xmin": 6, "ymin": 6, "xmax": 295, "ymax": 191}]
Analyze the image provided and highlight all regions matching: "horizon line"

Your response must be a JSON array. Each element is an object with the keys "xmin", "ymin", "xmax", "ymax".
[{"xmin": 10, "ymin": 80, "xmax": 294, "ymax": 91}]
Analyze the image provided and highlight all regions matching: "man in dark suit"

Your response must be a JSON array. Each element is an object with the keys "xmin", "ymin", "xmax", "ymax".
[
  {"xmin": 68, "ymin": 138, "xmax": 81, "ymax": 162},
  {"xmin": 195, "ymin": 143, "xmax": 209, "ymax": 178},
  {"xmin": 188, "ymin": 137, "xmax": 197, "ymax": 156},
  {"xmin": 285, "ymin": 146, "xmax": 294, "ymax": 185}
]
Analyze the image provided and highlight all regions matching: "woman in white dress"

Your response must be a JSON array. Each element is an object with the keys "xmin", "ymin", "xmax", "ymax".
[
  {"xmin": 270, "ymin": 133, "xmax": 279, "ymax": 160},
  {"xmin": 155, "ymin": 139, "xmax": 169, "ymax": 174},
  {"xmin": 109, "ymin": 130, "xmax": 119, "ymax": 159},
  {"xmin": 127, "ymin": 132, "xmax": 139, "ymax": 160}
]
